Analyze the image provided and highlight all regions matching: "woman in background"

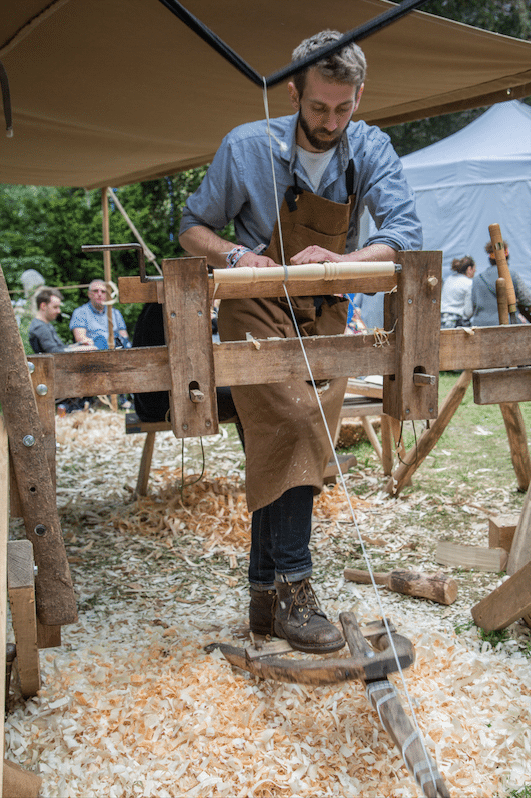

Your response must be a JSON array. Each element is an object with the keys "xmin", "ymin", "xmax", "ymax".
[{"xmin": 440, "ymin": 255, "xmax": 475, "ymax": 328}]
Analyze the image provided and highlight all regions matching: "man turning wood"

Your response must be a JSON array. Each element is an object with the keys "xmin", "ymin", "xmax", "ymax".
[{"xmin": 179, "ymin": 30, "xmax": 422, "ymax": 653}]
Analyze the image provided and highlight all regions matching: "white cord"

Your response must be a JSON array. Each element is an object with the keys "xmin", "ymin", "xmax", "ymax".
[{"xmin": 261, "ymin": 80, "xmax": 439, "ymax": 794}]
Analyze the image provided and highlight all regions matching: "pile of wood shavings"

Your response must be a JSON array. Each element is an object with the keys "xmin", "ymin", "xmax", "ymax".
[
  {"xmin": 5, "ymin": 408, "xmax": 531, "ymax": 797},
  {"xmin": 115, "ymin": 480, "xmax": 370, "ymax": 558},
  {"xmin": 115, "ymin": 477, "xmax": 252, "ymax": 556}
]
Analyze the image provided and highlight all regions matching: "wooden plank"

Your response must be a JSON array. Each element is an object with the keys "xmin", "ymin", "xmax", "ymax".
[
  {"xmin": 0, "ymin": 417, "xmax": 7, "ymax": 791},
  {"xmin": 161, "ymin": 258, "xmax": 218, "ymax": 439},
  {"xmin": 435, "ymin": 541, "xmax": 507, "ymax": 572},
  {"xmin": 34, "ymin": 324, "xmax": 531, "ymax": 402},
  {"xmin": 489, "ymin": 515, "xmax": 518, "ymax": 553},
  {"xmin": 118, "ymin": 270, "xmax": 397, "ymax": 304},
  {"xmin": 439, "ymin": 325, "xmax": 531, "ymax": 371},
  {"xmin": 471, "ymin": 560, "xmax": 531, "ymax": 631},
  {"xmin": 507, "ymin": 479, "xmax": 531, "ymax": 575},
  {"xmin": 473, "ymin": 367, "xmax": 531, "ymax": 405},
  {"xmin": 383, "ymin": 251, "xmax": 441, "ymax": 421},
  {"xmin": 7, "ymin": 540, "xmax": 41, "ymax": 697}
]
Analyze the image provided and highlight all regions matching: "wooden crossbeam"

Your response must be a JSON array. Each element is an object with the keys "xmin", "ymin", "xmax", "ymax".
[{"xmin": 28, "ymin": 325, "xmax": 531, "ymax": 402}]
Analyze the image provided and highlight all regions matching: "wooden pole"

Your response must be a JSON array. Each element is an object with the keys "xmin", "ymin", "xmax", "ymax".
[
  {"xmin": 494, "ymin": 262, "xmax": 531, "ymax": 492},
  {"xmin": 386, "ymin": 369, "xmax": 472, "ymax": 496},
  {"xmin": 0, "ymin": 415, "xmax": 8, "ymax": 793},
  {"xmin": 102, "ymin": 187, "xmax": 118, "ymax": 410},
  {"xmin": 0, "ymin": 266, "xmax": 77, "ymax": 625}
]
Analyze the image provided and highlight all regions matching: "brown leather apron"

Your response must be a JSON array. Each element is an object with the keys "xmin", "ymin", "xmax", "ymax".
[{"xmin": 218, "ymin": 168, "xmax": 355, "ymax": 512}]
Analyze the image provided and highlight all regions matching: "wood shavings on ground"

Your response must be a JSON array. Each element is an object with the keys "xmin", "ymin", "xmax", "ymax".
[
  {"xmin": 115, "ymin": 476, "xmax": 251, "ymax": 556},
  {"xmin": 6, "ymin": 409, "xmax": 531, "ymax": 797}
]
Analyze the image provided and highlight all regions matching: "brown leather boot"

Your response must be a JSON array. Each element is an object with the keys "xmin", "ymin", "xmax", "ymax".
[
  {"xmin": 249, "ymin": 586, "xmax": 276, "ymax": 636},
  {"xmin": 274, "ymin": 578, "xmax": 345, "ymax": 654}
]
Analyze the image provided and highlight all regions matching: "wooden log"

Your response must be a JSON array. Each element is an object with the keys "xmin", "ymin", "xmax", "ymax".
[
  {"xmin": 0, "ymin": 266, "xmax": 77, "ymax": 626},
  {"xmin": 7, "ymin": 540, "xmax": 41, "ymax": 697},
  {"xmin": 488, "ymin": 515, "xmax": 518, "ymax": 553},
  {"xmin": 471, "ymin": 560, "xmax": 531, "ymax": 631},
  {"xmin": 435, "ymin": 541, "xmax": 507, "ymax": 572},
  {"xmin": 506, "ymin": 479, "xmax": 531, "ymax": 575},
  {"xmin": 498, "ymin": 402, "xmax": 531, "ymax": 492},
  {"xmin": 344, "ymin": 567, "xmax": 457, "ymax": 605},
  {"xmin": 386, "ymin": 369, "xmax": 473, "ymax": 496}
]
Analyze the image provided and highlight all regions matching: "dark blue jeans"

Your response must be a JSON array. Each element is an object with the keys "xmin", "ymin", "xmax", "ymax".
[{"xmin": 249, "ymin": 485, "xmax": 313, "ymax": 587}]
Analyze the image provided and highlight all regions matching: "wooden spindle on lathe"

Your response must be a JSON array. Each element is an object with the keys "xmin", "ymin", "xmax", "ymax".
[{"xmin": 212, "ymin": 261, "xmax": 396, "ymax": 284}]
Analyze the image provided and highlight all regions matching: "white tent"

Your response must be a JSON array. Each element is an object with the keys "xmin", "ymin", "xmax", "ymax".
[{"xmin": 400, "ymin": 100, "xmax": 531, "ymax": 280}]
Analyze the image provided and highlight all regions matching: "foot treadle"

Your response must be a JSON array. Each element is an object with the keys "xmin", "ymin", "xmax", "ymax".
[{"xmin": 214, "ymin": 612, "xmax": 414, "ymax": 686}]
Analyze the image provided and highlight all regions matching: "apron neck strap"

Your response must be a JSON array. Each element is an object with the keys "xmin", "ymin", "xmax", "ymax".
[{"xmin": 284, "ymin": 159, "xmax": 355, "ymax": 212}]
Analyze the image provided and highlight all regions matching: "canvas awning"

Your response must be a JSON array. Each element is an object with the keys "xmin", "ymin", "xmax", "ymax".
[{"xmin": 1, "ymin": 0, "xmax": 531, "ymax": 189}]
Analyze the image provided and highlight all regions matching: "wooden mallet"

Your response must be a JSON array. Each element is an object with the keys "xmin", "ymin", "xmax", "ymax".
[{"xmin": 344, "ymin": 567, "xmax": 458, "ymax": 605}]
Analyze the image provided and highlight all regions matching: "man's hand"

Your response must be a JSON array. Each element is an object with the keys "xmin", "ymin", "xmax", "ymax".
[
  {"xmin": 236, "ymin": 251, "xmax": 278, "ymax": 269},
  {"xmin": 290, "ymin": 243, "xmax": 397, "ymax": 265},
  {"xmin": 290, "ymin": 245, "xmax": 343, "ymax": 265}
]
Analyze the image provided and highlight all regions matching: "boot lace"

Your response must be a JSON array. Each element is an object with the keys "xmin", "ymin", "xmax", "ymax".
[{"xmin": 289, "ymin": 579, "xmax": 325, "ymax": 619}]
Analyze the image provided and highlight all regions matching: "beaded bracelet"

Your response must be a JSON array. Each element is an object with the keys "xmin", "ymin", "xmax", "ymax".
[{"xmin": 226, "ymin": 245, "xmax": 252, "ymax": 268}]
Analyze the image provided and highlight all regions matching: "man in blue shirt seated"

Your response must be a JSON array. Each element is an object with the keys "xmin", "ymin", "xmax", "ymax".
[
  {"xmin": 29, "ymin": 287, "xmax": 96, "ymax": 354},
  {"xmin": 70, "ymin": 279, "xmax": 130, "ymax": 349},
  {"xmin": 179, "ymin": 29, "xmax": 422, "ymax": 654}
]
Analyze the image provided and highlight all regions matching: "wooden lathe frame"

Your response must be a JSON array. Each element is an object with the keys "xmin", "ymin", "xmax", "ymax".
[{"xmin": 21, "ymin": 250, "xmax": 531, "ymax": 503}]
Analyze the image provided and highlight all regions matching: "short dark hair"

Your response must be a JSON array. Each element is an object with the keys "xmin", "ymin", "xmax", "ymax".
[
  {"xmin": 35, "ymin": 287, "xmax": 63, "ymax": 308},
  {"xmin": 291, "ymin": 30, "xmax": 367, "ymax": 98}
]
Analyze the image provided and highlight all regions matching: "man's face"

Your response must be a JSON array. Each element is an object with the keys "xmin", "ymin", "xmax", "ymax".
[
  {"xmin": 289, "ymin": 68, "xmax": 363, "ymax": 153},
  {"xmin": 43, "ymin": 296, "xmax": 61, "ymax": 322},
  {"xmin": 88, "ymin": 283, "xmax": 107, "ymax": 311}
]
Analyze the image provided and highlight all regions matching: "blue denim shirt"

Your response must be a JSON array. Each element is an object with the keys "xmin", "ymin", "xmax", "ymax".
[
  {"xmin": 69, "ymin": 302, "xmax": 127, "ymax": 340},
  {"xmin": 180, "ymin": 113, "xmax": 422, "ymax": 255}
]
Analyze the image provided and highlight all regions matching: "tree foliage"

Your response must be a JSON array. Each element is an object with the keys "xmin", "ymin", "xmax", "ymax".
[{"xmin": 384, "ymin": 0, "xmax": 531, "ymax": 155}]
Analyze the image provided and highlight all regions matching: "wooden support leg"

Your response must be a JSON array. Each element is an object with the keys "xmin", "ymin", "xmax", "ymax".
[
  {"xmin": 136, "ymin": 431, "xmax": 156, "ymax": 496},
  {"xmin": 472, "ymin": 559, "xmax": 531, "ymax": 631},
  {"xmin": 498, "ymin": 402, "xmax": 531, "ymax": 493},
  {"xmin": 7, "ymin": 540, "xmax": 41, "ymax": 698},
  {"xmin": 506, "ymin": 478, "xmax": 531, "ymax": 576},
  {"xmin": 386, "ymin": 370, "xmax": 472, "ymax": 496},
  {"xmin": 380, "ymin": 414, "xmax": 394, "ymax": 475},
  {"xmin": 361, "ymin": 417, "xmax": 383, "ymax": 464},
  {"xmin": 0, "ymin": 417, "xmax": 8, "ymax": 792}
]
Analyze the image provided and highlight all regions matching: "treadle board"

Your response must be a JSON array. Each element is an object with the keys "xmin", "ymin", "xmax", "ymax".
[
  {"xmin": 247, "ymin": 618, "xmax": 397, "ymax": 660},
  {"xmin": 217, "ymin": 613, "xmax": 412, "ymax": 685}
]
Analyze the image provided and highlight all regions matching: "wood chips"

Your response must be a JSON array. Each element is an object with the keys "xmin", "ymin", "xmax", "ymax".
[{"xmin": 5, "ymin": 409, "xmax": 531, "ymax": 797}]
